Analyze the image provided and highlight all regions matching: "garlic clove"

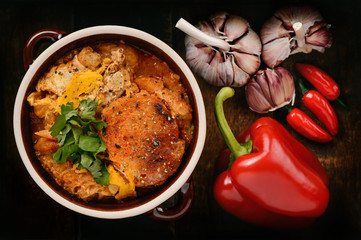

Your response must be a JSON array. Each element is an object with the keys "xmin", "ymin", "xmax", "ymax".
[
  {"xmin": 232, "ymin": 58, "xmax": 251, "ymax": 87},
  {"xmin": 232, "ymin": 52, "xmax": 260, "ymax": 75},
  {"xmin": 293, "ymin": 6, "xmax": 323, "ymax": 30},
  {"xmin": 198, "ymin": 20, "xmax": 218, "ymax": 37},
  {"xmin": 185, "ymin": 37, "xmax": 215, "ymax": 69},
  {"xmin": 264, "ymin": 69, "xmax": 287, "ymax": 106},
  {"xmin": 231, "ymin": 30, "xmax": 262, "ymax": 55},
  {"xmin": 262, "ymin": 37, "xmax": 291, "ymax": 68},
  {"xmin": 210, "ymin": 51, "xmax": 227, "ymax": 85},
  {"xmin": 203, "ymin": 66, "xmax": 221, "ymax": 87},
  {"xmin": 199, "ymin": 63, "xmax": 220, "ymax": 87},
  {"xmin": 245, "ymin": 67, "xmax": 295, "ymax": 113},
  {"xmin": 260, "ymin": 17, "xmax": 291, "ymax": 44},
  {"xmin": 245, "ymin": 78, "xmax": 274, "ymax": 113},
  {"xmin": 185, "ymin": 35, "xmax": 215, "ymax": 61},
  {"xmin": 224, "ymin": 15, "xmax": 249, "ymax": 41},
  {"xmin": 275, "ymin": 6, "xmax": 323, "ymax": 31},
  {"xmin": 209, "ymin": 12, "xmax": 228, "ymax": 34},
  {"xmin": 209, "ymin": 49, "xmax": 223, "ymax": 66},
  {"xmin": 274, "ymin": 67, "xmax": 295, "ymax": 102},
  {"xmin": 306, "ymin": 26, "xmax": 332, "ymax": 47},
  {"xmin": 177, "ymin": 13, "xmax": 261, "ymax": 87},
  {"xmin": 254, "ymin": 70, "xmax": 274, "ymax": 107},
  {"xmin": 220, "ymin": 55, "xmax": 235, "ymax": 86},
  {"xmin": 307, "ymin": 21, "xmax": 327, "ymax": 36},
  {"xmin": 261, "ymin": 5, "xmax": 332, "ymax": 67},
  {"xmin": 196, "ymin": 51, "xmax": 234, "ymax": 87},
  {"xmin": 273, "ymin": 7, "xmax": 293, "ymax": 27},
  {"xmin": 209, "ymin": 51, "xmax": 228, "ymax": 86}
]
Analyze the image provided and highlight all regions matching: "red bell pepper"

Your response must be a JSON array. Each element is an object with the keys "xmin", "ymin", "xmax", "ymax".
[
  {"xmin": 295, "ymin": 63, "xmax": 346, "ymax": 108},
  {"xmin": 286, "ymin": 107, "xmax": 333, "ymax": 143},
  {"xmin": 214, "ymin": 87, "xmax": 329, "ymax": 229},
  {"xmin": 214, "ymin": 127, "xmax": 251, "ymax": 176},
  {"xmin": 298, "ymin": 79, "xmax": 339, "ymax": 136}
]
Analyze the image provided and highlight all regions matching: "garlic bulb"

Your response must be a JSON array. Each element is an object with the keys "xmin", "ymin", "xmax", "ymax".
[
  {"xmin": 245, "ymin": 67, "xmax": 295, "ymax": 113},
  {"xmin": 177, "ymin": 12, "xmax": 262, "ymax": 87},
  {"xmin": 261, "ymin": 6, "xmax": 332, "ymax": 68}
]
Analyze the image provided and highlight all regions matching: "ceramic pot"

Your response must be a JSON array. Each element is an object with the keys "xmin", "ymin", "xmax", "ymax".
[{"xmin": 14, "ymin": 26, "xmax": 206, "ymax": 219}]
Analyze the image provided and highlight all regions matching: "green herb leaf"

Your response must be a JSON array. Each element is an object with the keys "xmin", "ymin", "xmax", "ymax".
[
  {"xmin": 61, "ymin": 144, "xmax": 79, "ymax": 164},
  {"xmin": 52, "ymin": 144, "xmax": 79, "ymax": 164},
  {"xmin": 57, "ymin": 124, "xmax": 72, "ymax": 146},
  {"xmin": 79, "ymin": 98, "xmax": 98, "ymax": 120},
  {"xmin": 94, "ymin": 163, "xmax": 110, "ymax": 186},
  {"xmin": 52, "ymin": 148, "xmax": 62, "ymax": 163},
  {"xmin": 61, "ymin": 102, "xmax": 77, "ymax": 119},
  {"xmin": 65, "ymin": 110, "xmax": 78, "ymax": 121},
  {"xmin": 49, "ymin": 98, "xmax": 109, "ymax": 185},
  {"xmin": 80, "ymin": 152, "xmax": 109, "ymax": 186},
  {"xmin": 96, "ymin": 137, "xmax": 107, "ymax": 154},
  {"xmin": 80, "ymin": 152, "xmax": 94, "ymax": 169},
  {"xmin": 69, "ymin": 152, "xmax": 81, "ymax": 164},
  {"xmin": 63, "ymin": 132, "xmax": 75, "ymax": 146},
  {"xmin": 68, "ymin": 119, "xmax": 81, "ymax": 127},
  {"xmin": 89, "ymin": 158, "xmax": 102, "ymax": 178},
  {"xmin": 92, "ymin": 119, "xmax": 107, "ymax": 130},
  {"xmin": 78, "ymin": 135, "xmax": 101, "ymax": 152},
  {"xmin": 49, "ymin": 114, "xmax": 66, "ymax": 137},
  {"xmin": 72, "ymin": 127, "xmax": 82, "ymax": 144}
]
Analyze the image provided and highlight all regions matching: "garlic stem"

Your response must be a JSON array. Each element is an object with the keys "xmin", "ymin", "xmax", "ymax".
[
  {"xmin": 176, "ymin": 18, "xmax": 231, "ymax": 52},
  {"xmin": 293, "ymin": 22, "xmax": 306, "ymax": 48}
]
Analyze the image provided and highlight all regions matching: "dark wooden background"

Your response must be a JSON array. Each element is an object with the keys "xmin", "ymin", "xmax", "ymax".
[{"xmin": 2, "ymin": 0, "xmax": 361, "ymax": 239}]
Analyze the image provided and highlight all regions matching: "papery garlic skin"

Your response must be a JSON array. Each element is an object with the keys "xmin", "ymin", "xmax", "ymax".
[
  {"xmin": 183, "ymin": 12, "xmax": 262, "ymax": 87},
  {"xmin": 245, "ymin": 67, "xmax": 295, "ymax": 113},
  {"xmin": 261, "ymin": 6, "xmax": 332, "ymax": 68}
]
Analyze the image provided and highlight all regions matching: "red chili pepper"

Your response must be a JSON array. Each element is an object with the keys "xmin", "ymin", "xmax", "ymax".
[
  {"xmin": 295, "ymin": 63, "xmax": 345, "ymax": 106},
  {"xmin": 213, "ymin": 87, "xmax": 329, "ymax": 229},
  {"xmin": 298, "ymin": 79, "xmax": 339, "ymax": 136},
  {"xmin": 286, "ymin": 107, "xmax": 332, "ymax": 142}
]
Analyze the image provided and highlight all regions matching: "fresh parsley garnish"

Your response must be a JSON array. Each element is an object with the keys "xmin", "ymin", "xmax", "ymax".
[{"xmin": 50, "ymin": 99, "xmax": 109, "ymax": 186}]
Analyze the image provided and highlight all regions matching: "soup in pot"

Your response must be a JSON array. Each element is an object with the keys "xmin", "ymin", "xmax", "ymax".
[{"xmin": 27, "ymin": 41, "xmax": 193, "ymax": 202}]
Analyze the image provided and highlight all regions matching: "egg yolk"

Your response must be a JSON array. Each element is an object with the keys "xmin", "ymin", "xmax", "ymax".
[
  {"xmin": 108, "ymin": 164, "xmax": 136, "ymax": 200},
  {"xmin": 57, "ymin": 71, "xmax": 103, "ymax": 109}
]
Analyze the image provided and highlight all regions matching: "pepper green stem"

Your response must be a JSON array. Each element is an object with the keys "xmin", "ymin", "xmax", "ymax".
[
  {"xmin": 215, "ymin": 87, "xmax": 252, "ymax": 169},
  {"xmin": 284, "ymin": 105, "xmax": 293, "ymax": 113},
  {"xmin": 335, "ymin": 98, "xmax": 347, "ymax": 109},
  {"xmin": 298, "ymin": 79, "xmax": 309, "ymax": 95}
]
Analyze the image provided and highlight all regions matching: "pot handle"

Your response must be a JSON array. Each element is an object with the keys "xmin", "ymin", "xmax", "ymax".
[
  {"xmin": 23, "ymin": 28, "xmax": 67, "ymax": 70},
  {"xmin": 150, "ymin": 177, "xmax": 194, "ymax": 221}
]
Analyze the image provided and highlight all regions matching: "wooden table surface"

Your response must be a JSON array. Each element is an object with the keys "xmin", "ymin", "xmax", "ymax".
[{"xmin": 2, "ymin": 0, "xmax": 361, "ymax": 239}]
